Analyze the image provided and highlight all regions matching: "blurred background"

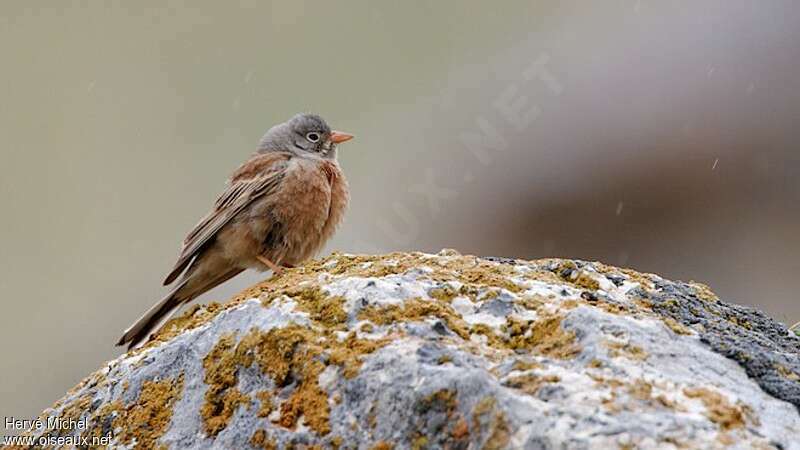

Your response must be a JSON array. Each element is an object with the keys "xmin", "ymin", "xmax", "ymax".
[{"xmin": 2, "ymin": 0, "xmax": 799, "ymax": 427}]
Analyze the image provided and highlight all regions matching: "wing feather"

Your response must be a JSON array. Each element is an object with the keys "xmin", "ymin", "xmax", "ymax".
[{"xmin": 163, "ymin": 154, "xmax": 289, "ymax": 285}]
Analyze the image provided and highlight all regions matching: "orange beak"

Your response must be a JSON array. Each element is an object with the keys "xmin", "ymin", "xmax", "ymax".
[{"xmin": 330, "ymin": 130, "xmax": 354, "ymax": 144}]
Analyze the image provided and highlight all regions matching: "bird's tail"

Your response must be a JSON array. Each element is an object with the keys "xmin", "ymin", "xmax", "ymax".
[
  {"xmin": 116, "ymin": 266, "xmax": 244, "ymax": 351},
  {"xmin": 116, "ymin": 279, "xmax": 189, "ymax": 350}
]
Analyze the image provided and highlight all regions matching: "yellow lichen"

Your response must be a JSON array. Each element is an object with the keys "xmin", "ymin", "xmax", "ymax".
[
  {"xmin": 411, "ymin": 389, "xmax": 470, "ymax": 446},
  {"xmin": 359, "ymin": 298, "xmax": 470, "ymax": 340},
  {"xmin": 328, "ymin": 331, "xmax": 390, "ymax": 379},
  {"xmin": 255, "ymin": 390, "xmax": 273, "ymax": 418},
  {"xmin": 420, "ymin": 389, "xmax": 458, "ymax": 414},
  {"xmin": 511, "ymin": 359, "xmax": 542, "ymax": 371},
  {"xmin": 57, "ymin": 395, "xmax": 92, "ymax": 433},
  {"xmin": 147, "ymin": 303, "xmax": 225, "ymax": 350},
  {"xmin": 662, "ymin": 317, "xmax": 693, "ymax": 335},
  {"xmin": 470, "ymin": 323, "xmax": 504, "ymax": 347},
  {"xmin": 80, "ymin": 375, "xmax": 184, "ymax": 449},
  {"xmin": 689, "ymin": 281, "xmax": 719, "ymax": 302},
  {"xmin": 124, "ymin": 252, "xmax": 590, "ymax": 363},
  {"xmin": 302, "ymin": 252, "xmax": 523, "ymax": 295},
  {"xmin": 264, "ymin": 286, "xmax": 347, "ymax": 329},
  {"xmin": 504, "ymin": 373, "xmax": 561, "ymax": 395},
  {"xmin": 776, "ymin": 364, "xmax": 800, "ymax": 381},
  {"xmin": 128, "ymin": 253, "xmax": 660, "ymax": 362},
  {"xmin": 508, "ymin": 314, "xmax": 580, "ymax": 359},
  {"xmin": 118, "ymin": 375, "xmax": 185, "ymax": 448},
  {"xmin": 450, "ymin": 263, "xmax": 522, "ymax": 293},
  {"xmin": 554, "ymin": 261, "xmax": 600, "ymax": 292},
  {"xmin": 573, "ymin": 272, "xmax": 600, "ymax": 292},
  {"xmin": 411, "ymin": 436, "xmax": 429, "ymax": 450},
  {"xmin": 241, "ymin": 326, "xmax": 331, "ymax": 435},
  {"xmin": 250, "ymin": 429, "xmax": 278, "ymax": 450},
  {"xmin": 429, "ymin": 285, "xmax": 459, "ymax": 303},
  {"xmin": 517, "ymin": 295, "xmax": 546, "ymax": 312},
  {"xmin": 484, "ymin": 411, "xmax": 511, "ymax": 450},
  {"xmin": 627, "ymin": 379, "xmax": 653, "ymax": 401},
  {"xmin": 655, "ymin": 394, "xmax": 674, "ymax": 408},
  {"xmin": 472, "ymin": 396, "xmax": 496, "ymax": 428},
  {"xmin": 618, "ymin": 267, "xmax": 656, "ymax": 290},
  {"xmin": 201, "ymin": 333, "xmax": 252, "ymax": 436},
  {"xmin": 279, "ymin": 362, "xmax": 329, "ymax": 434},
  {"xmin": 437, "ymin": 354, "xmax": 454, "ymax": 364},
  {"xmin": 683, "ymin": 387, "xmax": 746, "ymax": 430},
  {"xmin": 605, "ymin": 340, "xmax": 648, "ymax": 361},
  {"xmin": 592, "ymin": 374, "xmax": 684, "ymax": 414},
  {"xmin": 36, "ymin": 252, "xmax": 757, "ymax": 449},
  {"xmin": 471, "ymin": 396, "xmax": 510, "ymax": 450},
  {"xmin": 367, "ymin": 402, "xmax": 378, "ymax": 429},
  {"xmin": 592, "ymin": 300, "xmax": 636, "ymax": 316},
  {"xmin": 601, "ymin": 391, "xmax": 622, "ymax": 413},
  {"xmin": 199, "ymin": 324, "xmax": 388, "ymax": 437}
]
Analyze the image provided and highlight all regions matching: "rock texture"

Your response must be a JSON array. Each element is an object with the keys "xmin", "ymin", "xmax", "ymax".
[{"xmin": 9, "ymin": 251, "xmax": 800, "ymax": 450}]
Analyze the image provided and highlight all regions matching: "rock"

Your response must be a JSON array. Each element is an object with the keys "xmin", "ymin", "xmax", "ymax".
[{"xmin": 9, "ymin": 251, "xmax": 800, "ymax": 449}]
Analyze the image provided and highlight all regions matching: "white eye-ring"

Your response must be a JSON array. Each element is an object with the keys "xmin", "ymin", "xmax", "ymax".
[{"xmin": 305, "ymin": 132, "xmax": 320, "ymax": 143}]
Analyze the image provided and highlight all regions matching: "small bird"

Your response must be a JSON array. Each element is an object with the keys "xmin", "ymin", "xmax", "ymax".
[{"xmin": 117, "ymin": 113, "xmax": 353, "ymax": 349}]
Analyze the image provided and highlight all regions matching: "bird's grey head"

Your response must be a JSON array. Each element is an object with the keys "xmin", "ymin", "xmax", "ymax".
[{"xmin": 257, "ymin": 113, "xmax": 353, "ymax": 159}]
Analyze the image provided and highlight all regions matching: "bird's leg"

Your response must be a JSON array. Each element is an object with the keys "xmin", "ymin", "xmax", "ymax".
[{"xmin": 256, "ymin": 255, "xmax": 284, "ymax": 275}]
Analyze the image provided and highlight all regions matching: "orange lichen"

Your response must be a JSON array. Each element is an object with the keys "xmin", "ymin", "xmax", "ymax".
[{"xmin": 452, "ymin": 417, "xmax": 470, "ymax": 440}]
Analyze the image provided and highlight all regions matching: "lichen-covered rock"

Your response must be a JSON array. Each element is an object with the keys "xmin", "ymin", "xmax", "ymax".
[{"xmin": 9, "ymin": 251, "xmax": 800, "ymax": 449}]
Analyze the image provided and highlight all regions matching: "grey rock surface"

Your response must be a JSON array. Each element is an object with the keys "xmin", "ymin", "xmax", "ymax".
[{"xmin": 8, "ymin": 251, "xmax": 800, "ymax": 449}]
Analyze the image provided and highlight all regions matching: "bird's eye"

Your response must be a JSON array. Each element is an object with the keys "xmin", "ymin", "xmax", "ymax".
[{"xmin": 305, "ymin": 132, "xmax": 320, "ymax": 143}]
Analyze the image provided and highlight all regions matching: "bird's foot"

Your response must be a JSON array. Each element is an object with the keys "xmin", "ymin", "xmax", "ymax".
[{"xmin": 256, "ymin": 255, "xmax": 284, "ymax": 275}]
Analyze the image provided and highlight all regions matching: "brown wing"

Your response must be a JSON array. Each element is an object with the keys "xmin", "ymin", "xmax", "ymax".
[{"xmin": 163, "ymin": 152, "xmax": 290, "ymax": 285}]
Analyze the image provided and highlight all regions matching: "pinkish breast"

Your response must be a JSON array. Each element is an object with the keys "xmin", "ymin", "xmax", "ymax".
[{"xmin": 272, "ymin": 158, "xmax": 348, "ymax": 265}]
